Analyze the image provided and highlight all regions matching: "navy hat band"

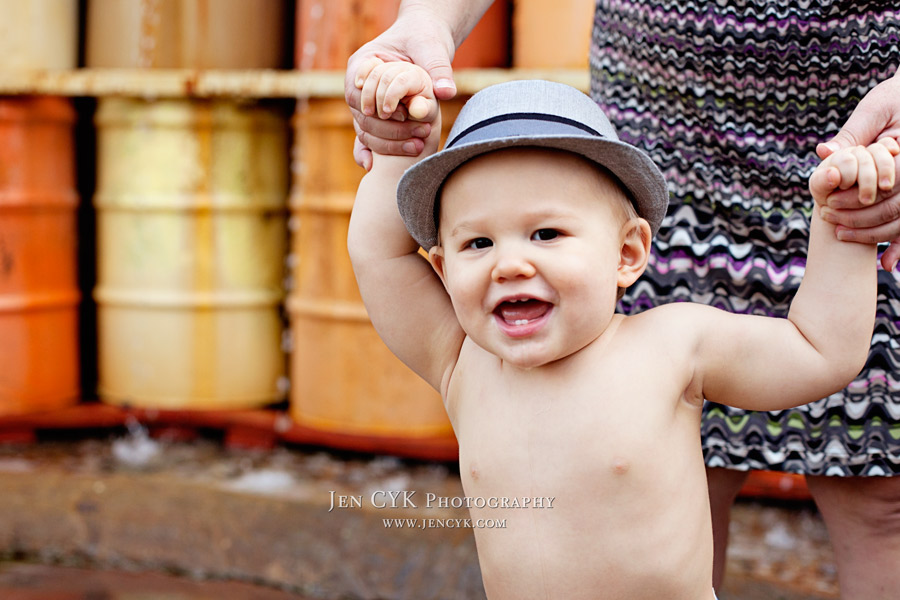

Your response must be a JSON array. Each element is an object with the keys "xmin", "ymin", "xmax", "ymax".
[{"xmin": 447, "ymin": 112, "xmax": 604, "ymax": 149}]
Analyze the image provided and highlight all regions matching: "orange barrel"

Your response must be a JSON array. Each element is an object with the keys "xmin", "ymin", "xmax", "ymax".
[
  {"xmin": 287, "ymin": 98, "xmax": 462, "ymax": 458},
  {"xmin": 0, "ymin": 0, "xmax": 78, "ymax": 69},
  {"xmin": 0, "ymin": 97, "xmax": 80, "ymax": 415},
  {"xmin": 512, "ymin": 0, "xmax": 595, "ymax": 69},
  {"xmin": 94, "ymin": 98, "xmax": 289, "ymax": 409},
  {"xmin": 86, "ymin": 0, "xmax": 287, "ymax": 68},
  {"xmin": 295, "ymin": 0, "xmax": 509, "ymax": 70},
  {"xmin": 739, "ymin": 471, "xmax": 812, "ymax": 502}
]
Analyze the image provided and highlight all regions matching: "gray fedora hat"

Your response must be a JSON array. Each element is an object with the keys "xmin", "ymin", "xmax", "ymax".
[{"xmin": 397, "ymin": 79, "xmax": 669, "ymax": 250}]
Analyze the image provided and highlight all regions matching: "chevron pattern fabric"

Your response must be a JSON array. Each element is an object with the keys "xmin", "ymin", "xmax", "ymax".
[{"xmin": 591, "ymin": 0, "xmax": 900, "ymax": 475}]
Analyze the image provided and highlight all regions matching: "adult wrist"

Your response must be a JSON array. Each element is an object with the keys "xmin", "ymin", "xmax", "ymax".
[{"xmin": 398, "ymin": 0, "xmax": 494, "ymax": 48}]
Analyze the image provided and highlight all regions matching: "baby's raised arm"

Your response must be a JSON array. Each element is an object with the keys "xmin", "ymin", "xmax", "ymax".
[
  {"xmin": 683, "ymin": 141, "xmax": 898, "ymax": 411},
  {"xmin": 347, "ymin": 60, "xmax": 464, "ymax": 393}
]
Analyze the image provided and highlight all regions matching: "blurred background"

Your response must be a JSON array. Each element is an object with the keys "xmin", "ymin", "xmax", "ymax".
[{"xmin": 0, "ymin": 1, "xmax": 835, "ymax": 598}]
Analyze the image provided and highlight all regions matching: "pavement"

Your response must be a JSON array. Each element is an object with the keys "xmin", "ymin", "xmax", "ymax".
[{"xmin": 0, "ymin": 432, "xmax": 838, "ymax": 599}]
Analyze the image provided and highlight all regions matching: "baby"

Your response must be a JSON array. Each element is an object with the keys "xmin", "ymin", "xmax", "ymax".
[{"xmin": 348, "ymin": 59, "xmax": 897, "ymax": 600}]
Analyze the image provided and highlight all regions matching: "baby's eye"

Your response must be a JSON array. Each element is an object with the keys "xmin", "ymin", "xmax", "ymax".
[
  {"xmin": 465, "ymin": 237, "xmax": 493, "ymax": 250},
  {"xmin": 532, "ymin": 229, "xmax": 560, "ymax": 241}
]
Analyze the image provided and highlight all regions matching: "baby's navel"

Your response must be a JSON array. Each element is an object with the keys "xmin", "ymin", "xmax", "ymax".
[
  {"xmin": 469, "ymin": 464, "xmax": 480, "ymax": 481},
  {"xmin": 611, "ymin": 457, "xmax": 629, "ymax": 475}
]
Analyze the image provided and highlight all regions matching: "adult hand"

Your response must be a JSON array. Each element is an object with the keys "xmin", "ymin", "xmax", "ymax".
[
  {"xmin": 817, "ymin": 73, "xmax": 900, "ymax": 160},
  {"xmin": 816, "ymin": 71, "xmax": 900, "ymax": 269},
  {"xmin": 344, "ymin": 7, "xmax": 458, "ymax": 171},
  {"xmin": 819, "ymin": 150, "xmax": 900, "ymax": 270}
]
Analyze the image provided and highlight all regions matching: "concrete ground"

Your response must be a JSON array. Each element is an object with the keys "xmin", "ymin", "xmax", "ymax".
[{"xmin": 0, "ymin": 433, "xmax": 837, "ymax": 599}]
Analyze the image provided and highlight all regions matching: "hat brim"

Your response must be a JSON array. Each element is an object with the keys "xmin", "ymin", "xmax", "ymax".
[{"xmin": 397, "ymin": 134, "xmax": 669, "ymax": 250}]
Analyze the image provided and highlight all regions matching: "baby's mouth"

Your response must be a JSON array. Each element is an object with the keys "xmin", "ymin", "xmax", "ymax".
[{"xmin": 494, "ymin": 298, "xmax": 552, "ymax": 326}]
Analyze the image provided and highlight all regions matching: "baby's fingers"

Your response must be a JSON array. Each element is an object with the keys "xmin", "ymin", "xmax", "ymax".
[
  {"xmin": 377, "ymin": 65, "xmax": 434, "ymax": 120},
  {"xmin": 854, "ymin": 146, "xmax": 878, "ymax": 205},
  {"xmin": 830, "ymin": 150, "xmax": 860, "ymax": 192},
  {"xmin": 355, "ymin": 57, "xmax": 384, "ymax": 89},
  {"xmin": 358, "ymin": 62, "xmax": 409, "ymax": 120},
  {"xmin": 877, "ymin": 136, "xmax": 900, "ymax": 155},
  {"xmin": 810, "ymin": 164, "xmax": 841, "ymax": 203},
  {"xmin": 873, "ymin": 137, "xmax": 900, "ymax": 191},
  {"xmin": 377, "ymin": 66, "xmax": 415, "ymax": 118},
  {"xmin": 359, "ymin": 61, "xmax": 389, "ymax": 116}
]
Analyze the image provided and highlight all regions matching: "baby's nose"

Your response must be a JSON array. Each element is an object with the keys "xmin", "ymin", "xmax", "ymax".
[{"xmin": 491, "ymin": 250, "xmax": 537, "ymax": 282}]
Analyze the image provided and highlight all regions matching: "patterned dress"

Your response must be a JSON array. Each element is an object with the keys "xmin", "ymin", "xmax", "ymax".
[{"xmin": 590, "ymin": 0, "xmax": 900, "ymax": 476}]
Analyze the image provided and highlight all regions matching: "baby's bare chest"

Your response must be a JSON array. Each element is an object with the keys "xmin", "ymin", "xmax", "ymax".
[
  {"xmin": 447, "ymin": 334, "xmax": 700, "ymax": 479},
  {"xmin": 455, "ymin": 369, "xmax": 691, "ymax": 477}
]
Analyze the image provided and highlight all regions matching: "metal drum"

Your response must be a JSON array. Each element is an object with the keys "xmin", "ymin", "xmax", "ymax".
[
  {"xmin": 0, "ymin": 0, "xmax": 78, "ymax": 70},
  {"xmin": 94, "ymin": 98, "xmax": 288, "ymax": 409},
  {"xmin": 287, "ymin": 98, "xmax": 459, "ymax": 458},
  {"xmin": 0, "ymin": 97, "xmax": 80, "ymax": 415},
  {"xmin": 86, "ymin": 0, "xmax": 286, "ymax": 68}
]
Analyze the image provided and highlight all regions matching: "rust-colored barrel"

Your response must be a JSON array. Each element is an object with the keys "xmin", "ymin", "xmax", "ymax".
[
  {"xmin": 94, "ymin": 98, "xmax": 289, "ymax": 409},
  {"xmin": 0, "ymin": 97, "xmax": 80, "ymax": 415},
  {"xmin": 513, "ymin": 0, "xmax": 595, "ymax": 68},
  {"xmin": 86, "ymin": 0, "xmax": 287, "ymax": 68},
  {"xmin": 295, "ymin": 0, "xmax": 509, "ymax": 70},
  {"xmin": 287, "ymin": 98, "xmax": 462, "ymax": 459},
  {"xmin": 0, "ymin": 0, "xmax": 78, "ymax": 69}
]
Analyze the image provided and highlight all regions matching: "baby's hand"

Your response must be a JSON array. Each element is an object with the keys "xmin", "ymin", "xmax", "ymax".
[
  {"xmin": 355, "ymin": 57, "xmax": 438, "ymax": 123},
  {"xmin": 810, "ymin": 137, "xmax": 900, "ymax": 207}
]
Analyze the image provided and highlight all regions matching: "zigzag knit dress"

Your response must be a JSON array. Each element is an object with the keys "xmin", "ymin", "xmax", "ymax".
[{"xmin": 590, "ymin": 0, "xmax": 900, "ymax": 476}]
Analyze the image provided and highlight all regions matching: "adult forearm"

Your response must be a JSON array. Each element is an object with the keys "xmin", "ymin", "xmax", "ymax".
[{"xmin": 398, "ymin": 0, "xmax": 495, "ymax": 48}]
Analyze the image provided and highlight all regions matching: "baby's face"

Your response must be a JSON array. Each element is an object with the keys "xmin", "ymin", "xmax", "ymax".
[{"xmin": 429, "ymin": 148, "xmax": 635, "ymax": 368}]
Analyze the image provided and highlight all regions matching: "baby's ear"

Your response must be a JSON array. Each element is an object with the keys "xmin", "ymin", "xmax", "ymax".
[
  {"xmin": 428, "ymin": 245, "xmax": 450, "ymax": 290},
  {"xmin": 617, "ymin": 218, "xmax": 651, "ymax": 288}
]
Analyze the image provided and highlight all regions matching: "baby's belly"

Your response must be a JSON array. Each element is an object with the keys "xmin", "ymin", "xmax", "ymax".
[
  {"xmin": 472, "ymin": 506, "xmax": 713, "ymax": 600},
  {"xmin": 459, "ymin": 441, "xmax": 714, "ymax": 599}
]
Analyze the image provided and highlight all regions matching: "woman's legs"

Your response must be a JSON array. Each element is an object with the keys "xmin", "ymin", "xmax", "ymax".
[
  {"xmin": 706, "ymin": 466, "xmax": 750, "ymax": 590},
  {"xmin": 805, "ymin": 474, "xmax": 900, "ymax": 600}
]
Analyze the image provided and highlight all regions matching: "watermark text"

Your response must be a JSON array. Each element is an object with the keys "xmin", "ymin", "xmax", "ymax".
[
  {"xmin": 328, "ymin": 490, "xmax": 555, "ymax": 512},
  {"xmin": 382, "ymin": 517, "xmax": 508, "ymax": 529}
]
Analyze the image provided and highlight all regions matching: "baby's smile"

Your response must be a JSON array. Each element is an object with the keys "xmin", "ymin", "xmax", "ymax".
[{"xmin": 492, "ymin": 296, "xmax": 554, "ymax": 338}]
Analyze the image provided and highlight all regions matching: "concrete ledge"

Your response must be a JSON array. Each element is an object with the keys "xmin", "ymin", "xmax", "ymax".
[{"xmin": 0, "ymin": 439, "xmax": 484, "ymax": 599}]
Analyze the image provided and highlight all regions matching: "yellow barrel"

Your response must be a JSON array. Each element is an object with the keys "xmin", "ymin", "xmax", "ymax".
[
  {"xmin": 86, "ymin": 0, "xmax": 287, "ymax": 68},
  {"xmin": 0, "ymin": 0, "xmax": 78, "ymax": 69},
  {"xmin": 287, "ymin": 98, "xmax": 460, "ymax": 458},
  {"xmin": 0, "ymin": 97, "xmax": 80, "ymax": 415},
  {"xmin": 94, "ymin": 98, "xmax": 288, "ymax": 409}
]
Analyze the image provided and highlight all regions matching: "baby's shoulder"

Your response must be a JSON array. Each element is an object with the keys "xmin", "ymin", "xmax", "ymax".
[
  {"xmin": 620, "ymin": 301, "xmax": 710, "ymax": 324},
  {"xmin": 618, "ymin": 302, "xmax": 716, "ymax": 344}
]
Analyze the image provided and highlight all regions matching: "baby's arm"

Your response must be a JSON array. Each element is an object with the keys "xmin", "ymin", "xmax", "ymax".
[
  {"xmin": 687, "ymin": 141, "xmax": 898, "ymax": 410},
  {"xmin": 347, "ymin": 60, "xmax": 464, "ymax": 393}
]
